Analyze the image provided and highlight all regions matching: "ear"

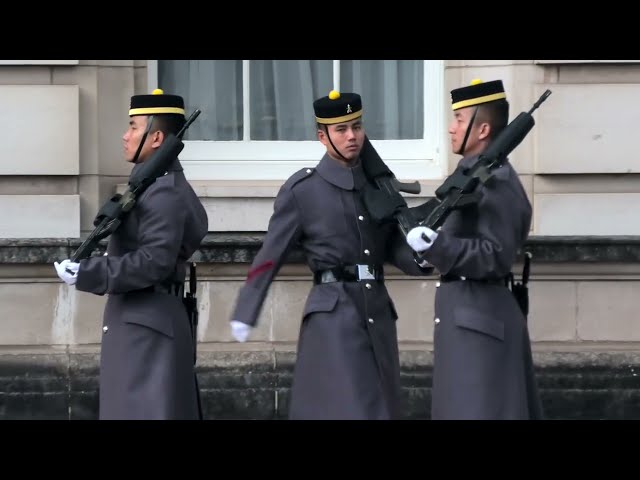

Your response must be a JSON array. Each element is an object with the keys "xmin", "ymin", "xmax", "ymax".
[
  {"xmin": 477, "ymin": 122, "xmax": 491, "ymax": 141},
  {"xmin": 151, "ymin": 130, "xmax": 164, "ymax": 148}
]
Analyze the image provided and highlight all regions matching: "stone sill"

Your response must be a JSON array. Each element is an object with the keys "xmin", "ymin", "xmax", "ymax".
[
  {"xmin": 3, "ymin": 343, "xmax": 640, "ymax": 367},
  {"xmin": 1, "ymin": 234, "xmax": 640, "ymax": 265}
]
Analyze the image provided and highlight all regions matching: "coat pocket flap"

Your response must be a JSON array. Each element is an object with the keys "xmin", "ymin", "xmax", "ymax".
[
  {"xmin": 453, "ymin": 306, "xmax": 504, "ymax": 341},
  {"xmin": 125, "ymin": 314, "xmax": 174, "ymax": 338},
  {"xmin": 303, "ymin": 288, "xmax": 339, "ymax": 317}
]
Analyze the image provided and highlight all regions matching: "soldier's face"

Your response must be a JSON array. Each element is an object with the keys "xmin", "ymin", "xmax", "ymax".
[
  {"xmin": 122, "ymin": 116, "xmax": 162, "ymax": 164},
  {"xmin": 318, "ymin": 119, "xmax": 365, "ymax": 163},
  {"xmin": 448, "ymin": 106, "xmax": 489, "ymax": 157}
]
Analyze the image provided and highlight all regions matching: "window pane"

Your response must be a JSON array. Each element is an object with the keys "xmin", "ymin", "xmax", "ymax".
[
  {"xmin": 158, "ymin": 60, "xmax": 424, "ymax": 142},
  {"xmin": 340, "ymin": 60, "xmax": 423, "ymax": 140},
  {"xmin": 158, "ymin": 60, "xmax": 243, "ymax": 141},
  {"xmin": 249, "ymin": 60, "xmax": 332, "ymax": 140}
]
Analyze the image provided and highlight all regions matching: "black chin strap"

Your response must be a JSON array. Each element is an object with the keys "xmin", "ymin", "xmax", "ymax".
[
  {"xmin": 323, "ymin": 125, "xmax": 349, "ymax": 162},
  {"xmin": 132, "ymin": 115, "xmax": 155, "ymax": 164},
  {"xmin": 459, "ymin": 106, "xmax": 479, "ymax": 156}
]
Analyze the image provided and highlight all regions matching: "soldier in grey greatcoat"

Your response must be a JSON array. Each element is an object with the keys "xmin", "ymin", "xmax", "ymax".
[
  {"xmin": 406, "ymin": 79, "xmax": 543, "ymax": 420},
  {"xmin": 229, "ymin": 90, "xmax": 430, "ymax": 420},
  {"xmin": 54, "ymin": 89, "xmax": 209, "ymax": 420}
]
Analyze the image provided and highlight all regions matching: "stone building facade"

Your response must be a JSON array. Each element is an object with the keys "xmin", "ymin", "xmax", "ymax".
[{"xmin": 0, "ymin": 60, "xmax": 638, "ymax": 419}]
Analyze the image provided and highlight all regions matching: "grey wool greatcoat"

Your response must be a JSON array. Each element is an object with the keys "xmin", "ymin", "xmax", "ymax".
[
  {"xmin": 232, "ymin": 154, "xmax": 429, "ymax": 420},
  {"xmin": 75, "ymin": 157, "xmax": 208, "ymax": 420},
  {"xmin": 421, "ymin": 154, "xmax": 543, "ymax": 420}
]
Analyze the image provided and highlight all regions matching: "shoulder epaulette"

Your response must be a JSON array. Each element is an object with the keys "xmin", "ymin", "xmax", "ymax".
[{"xmin": 283, "ymin": 167, "xmax": 315, "ymax": 190}]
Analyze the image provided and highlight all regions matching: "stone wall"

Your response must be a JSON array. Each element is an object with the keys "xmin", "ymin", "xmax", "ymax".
[{"xmin": 1, "ymin": 234, "xmax": 639, "ymax": 420}]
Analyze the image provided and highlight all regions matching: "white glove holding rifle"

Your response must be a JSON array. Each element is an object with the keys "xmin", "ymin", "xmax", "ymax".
[
  {"xmin": 54, "ymin": 259, "xmax": 80, "ymax": 285},
  {"xmin": 406, "ymin": 226, "xmax": 439, "ymax": 253}
]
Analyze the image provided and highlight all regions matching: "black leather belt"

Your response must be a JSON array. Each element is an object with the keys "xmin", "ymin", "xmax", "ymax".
[
  {"xmin": 314, "ymin": 264, "xmax": 384, "ymax": 285},
  {"xmin": 440, "ymin": 274, "xmax": 507, "ymax": 286},
  {"xmin": 134, "ymin": 282, "xmax": 184, "ymax": 296}
]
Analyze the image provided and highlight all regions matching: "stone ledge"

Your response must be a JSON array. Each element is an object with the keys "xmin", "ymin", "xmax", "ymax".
[
  {"xmin": 2, "ymin": 234, "xmax": 640, "ymax": 264},
  {"xmin": 1, "ymin": 348, "xmax": 640, "ymax": 420}
]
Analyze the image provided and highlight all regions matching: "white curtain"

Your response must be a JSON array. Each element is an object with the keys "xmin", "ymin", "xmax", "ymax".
[{"xmin": 158, "ymin": 60, "xmax": 423, "ymax": 141}]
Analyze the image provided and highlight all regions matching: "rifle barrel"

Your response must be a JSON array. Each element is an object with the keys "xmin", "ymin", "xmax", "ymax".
[
  {"xmin": 528, "ymin": 89, "xmax": 552, "ymax": 115},
  {"xmin": 178, "ymin": 109, "xmax": 201, "ymax": 138}
]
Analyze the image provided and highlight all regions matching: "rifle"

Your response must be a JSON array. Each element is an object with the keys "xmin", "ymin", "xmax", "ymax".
[
  {"xmin": 69, "ymin": 109, "xmax": 201, "ymax": 263},
  {"xmin": 360, "ymin": 136, "xmax": 426, "ymax": 236},
  {"xmin": 415, "ymin": 89, "xmax": 552, "ymax": 238},
  {"xmin": 410, "ymin": 91, "xmax": 551, "ymax": 315},
  {"xmin": 361, "ymin": 89, "xmax": 551, "ymax": 281}
]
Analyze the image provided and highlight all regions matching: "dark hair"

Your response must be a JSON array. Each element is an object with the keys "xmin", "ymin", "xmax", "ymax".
[
  {"xmin": 477, "ymin": 99, "xmax": 509, "ymax": 139},
  {"xmin": 316, "ymin": 118, "xmax": 364, "ymax": 132},
  {"xmin": 317, "ymin": 122, "xmax": 336, "ymax": 137},
  {"xmin": 151, "ymin": 114, "xmax": 186, "ymax": 137}
]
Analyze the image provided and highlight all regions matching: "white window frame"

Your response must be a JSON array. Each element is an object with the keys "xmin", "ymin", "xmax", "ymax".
[{"xmin": 147, "ymin": 60, "xmax": 445, "ymax": 181}]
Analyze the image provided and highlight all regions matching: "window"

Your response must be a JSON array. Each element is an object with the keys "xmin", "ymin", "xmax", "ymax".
[{"xmin": 148, "ymin": 60, "xmax": 445, "ymax": 181}]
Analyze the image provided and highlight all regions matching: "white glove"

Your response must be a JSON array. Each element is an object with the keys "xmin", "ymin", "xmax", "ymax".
[
  {"xmin": 230, "ymin": 320, "xmax": 252, "ymax": 343},
  {"xmin": 54, "ymin": 259, "xmax": 80, "ymax": 285},
  {"xmin": 406, "ymin": 226, "xmax": 439, "ymax": 253}
]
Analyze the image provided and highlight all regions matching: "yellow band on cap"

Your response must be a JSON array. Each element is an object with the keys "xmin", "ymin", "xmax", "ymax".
[
  {"xmin": 129, "ymin": 106, "xmax": 186, "ymax": 116},
  {"xmin": 452, "ymin": 92, "xmax": 506, "ymax": 111},
  {"xmin": 315, "ymin": 110, "xmax": 363, "ymax": 125}
]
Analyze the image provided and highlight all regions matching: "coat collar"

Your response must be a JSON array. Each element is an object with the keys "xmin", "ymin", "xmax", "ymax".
[
  {"xmin": 458, "ymin": 153, "xmax": 503, "ymax": 171},
  {"xmin": 316, "ymin": 153, "xmax": 367, "ymax": 191},
  {"xmin": 130, "ymin": 155, "xmax": 182, "ymax": 178},
  {"xmin": 458, "ymin": 153, "xmax": 480, "ymax": 170}
]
